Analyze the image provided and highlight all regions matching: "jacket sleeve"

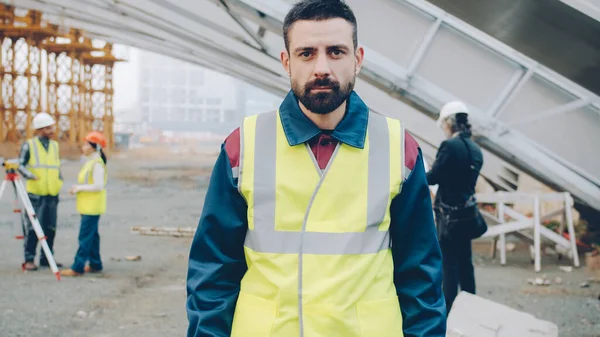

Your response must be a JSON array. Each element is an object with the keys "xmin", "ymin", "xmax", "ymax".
[
  {"xmin": 17, "ymin": 141, "xmax": 36, "ymax": 180},
  {"xmin": 390, "ymin": 150, "xmax": 446, "ymax": 337},
  {"xmin": 426, "ymin": 140, "xmax": 450, "ymax": 186},
  {"xmin": 186, "ymin": 141, "xmax": 248, "ymax": 337}
]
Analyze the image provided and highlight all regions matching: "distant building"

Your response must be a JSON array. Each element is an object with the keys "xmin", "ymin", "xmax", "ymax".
[
  {"xmin": 138, "ymin": 51, "xmax": 246, "ymax": 134},
  {"xmin": 113, "ymin": 107, "xmax": 142, "ymax": 134}
]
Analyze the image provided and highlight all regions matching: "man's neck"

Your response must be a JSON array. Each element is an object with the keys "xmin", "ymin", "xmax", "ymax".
[{"xmin": 299, "ymin": 100, "xmax": 347, "ymax": 131}]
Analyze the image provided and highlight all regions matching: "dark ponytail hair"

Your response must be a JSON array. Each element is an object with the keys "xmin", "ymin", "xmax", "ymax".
[
  {"xmin": 451, "ymin": 113, "xmax": 472, "ymax": 138},
  {"xmin": 89, "ymin": 142, "xmax": 107, "ymax": 164}
]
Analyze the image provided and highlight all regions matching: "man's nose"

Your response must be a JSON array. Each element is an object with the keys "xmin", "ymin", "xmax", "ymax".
[{"xmin": 313, "ymin": 53, "xmax": 331, "ymax": 77}]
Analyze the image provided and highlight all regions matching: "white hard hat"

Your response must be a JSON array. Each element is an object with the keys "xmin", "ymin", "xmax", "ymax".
[
  {"xmin": 437, "ymin": 101, "xmax": 469, "ymax": 128},
  {"xmin": 32, "ymin": 112, "xmax": 55, "ymax": 130}
]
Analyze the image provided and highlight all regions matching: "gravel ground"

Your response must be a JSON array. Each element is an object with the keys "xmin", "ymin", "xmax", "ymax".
[
  {"xmin": 470, "ymin": 250, "xmax": 600, "ymax": 337},
  {"xmin": 0, "ymin": 150, "xmax": 598, "ymax": 337}
]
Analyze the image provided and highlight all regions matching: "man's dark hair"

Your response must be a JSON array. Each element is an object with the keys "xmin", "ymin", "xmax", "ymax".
[{"xmin": 283, "ymin": 0, "xmax": 358, "ymax": 52}]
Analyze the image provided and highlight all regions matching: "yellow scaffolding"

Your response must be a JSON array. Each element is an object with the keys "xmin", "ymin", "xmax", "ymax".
[
  {"xmin": 0, "ymin": 5, "xmax": 123, "ymax": 149},
  {"xmin": 82, "ymin": 43, "xmax": 123, "ymax": 148},
  {"xmin": 44, "ymin": 29, "xmax": 93, "ymax": 144},
  {"xmin": 0, "ymin": 5, "xmax": 56, "ymax": 142}
]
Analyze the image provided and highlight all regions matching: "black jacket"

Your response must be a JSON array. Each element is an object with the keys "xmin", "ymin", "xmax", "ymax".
[{"xmin": 426, "ymin": 134, "xmax": 483, "ymax": 207}]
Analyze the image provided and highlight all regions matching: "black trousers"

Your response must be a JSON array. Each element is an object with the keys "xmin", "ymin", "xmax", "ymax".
[
  {"xmin": 440, "ymin": 236, "xmax": 476, "ymax": 312},
  {"xmin": 22, "ymin": 194, "xmax": 59, "ymax": 264}
]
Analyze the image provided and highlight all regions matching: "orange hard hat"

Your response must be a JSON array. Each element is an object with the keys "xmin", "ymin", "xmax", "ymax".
[{"xmin": 85, "ymin": 131, "xmax": 107, "ymax": 148}]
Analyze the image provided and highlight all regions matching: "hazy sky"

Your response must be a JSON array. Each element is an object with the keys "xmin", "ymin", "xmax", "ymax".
[
  {"xmin": 110, "ymin": 46, "xmax": 281, "ymax": 115},
  {"xmin": 112, "ymin": 46, "xmax": 141, "ymax": 112}
]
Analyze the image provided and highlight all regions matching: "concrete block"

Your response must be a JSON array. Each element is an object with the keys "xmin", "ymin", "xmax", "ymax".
[{"xmin": 447, "ymin": 292, "xmax": 558, "ymax": 337}]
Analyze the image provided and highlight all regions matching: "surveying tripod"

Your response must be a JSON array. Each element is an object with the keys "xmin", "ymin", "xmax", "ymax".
[{"xmin": 0, "ymin": 158, "xmax": 60, "ymax": 280}]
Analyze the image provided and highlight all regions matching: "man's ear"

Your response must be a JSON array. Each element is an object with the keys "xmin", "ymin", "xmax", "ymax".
[
  {"xmin": 281, "ymin": 50, "xmax": 291, "ymax": 77},
  {"xmin": 354, "ymin": 46, "xmax": 364, "ymax": 75}
]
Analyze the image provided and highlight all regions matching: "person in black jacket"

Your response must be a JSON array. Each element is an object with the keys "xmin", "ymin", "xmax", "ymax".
[{"xmin": 427, "ymin": 101, "xmax": 484, "ymax": 312}]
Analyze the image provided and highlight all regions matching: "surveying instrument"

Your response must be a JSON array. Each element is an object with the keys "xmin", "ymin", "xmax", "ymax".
[{"xmin": 0, "ymin": 157, "xmax": 60, "ymax": 280}]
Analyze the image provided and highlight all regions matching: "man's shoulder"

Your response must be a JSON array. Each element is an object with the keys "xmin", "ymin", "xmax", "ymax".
[
  {"xmin": 223, "ymin": 111, "xmax": 278, "ymax": 168},
  {"xmin": 371, "ymin": 114, "xmax": 420, "ymax": 169},
  {"xmin": 404, "ymin": 130, "xmax": 420, "ymax": 171},
  {"xmin": 22, "ymin": 137, "xmax": 38, "ymax": 149},
  {"xmin": 440, "ymin": 137, "xmax": 463, "ymax": 151},
  {"xmin": 224, "ymin": 127, "xmax": 241, "ymax": 169}
]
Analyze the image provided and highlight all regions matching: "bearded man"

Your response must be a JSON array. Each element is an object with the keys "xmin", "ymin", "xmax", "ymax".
[{"xmin": 186, "ymin": 1, "xmax": 446, "ymax": 336}]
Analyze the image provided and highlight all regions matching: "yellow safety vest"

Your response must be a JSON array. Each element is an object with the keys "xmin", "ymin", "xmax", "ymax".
[
  {"xmin": 25, "ymin": 137, "xmax": 63, "ymax": 196},
  {"xmin": 232, "ymin": 110, "xmax": 406, "ymax": 337},
  {"xmin": 76, "ymin": 156, "xmax": 107, "ymax": 215}
]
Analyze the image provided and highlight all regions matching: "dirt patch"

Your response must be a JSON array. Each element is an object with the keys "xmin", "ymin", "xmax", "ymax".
[{"xmin": 112, "ymin": 166, "xmax": 212, "ymax": 189}]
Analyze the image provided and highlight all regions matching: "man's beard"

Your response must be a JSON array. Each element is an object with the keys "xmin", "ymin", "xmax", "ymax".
[{"xmin": 292, "ymin": 76, "xmax": 355, "ymax": 115}]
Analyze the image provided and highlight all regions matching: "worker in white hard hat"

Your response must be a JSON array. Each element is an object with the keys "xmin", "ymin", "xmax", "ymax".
[
  {"xmin": 426, "ymin": 101, "xmax": 486, "ymax": 311},
  {"xmin": 18, "ymin": 112, "xmax": 64, "ymax": 271}
]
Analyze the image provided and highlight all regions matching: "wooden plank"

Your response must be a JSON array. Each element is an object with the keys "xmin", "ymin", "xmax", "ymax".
[{"xmin": 131, "ymin": 226, "xmax": 196, "ymax": 237}]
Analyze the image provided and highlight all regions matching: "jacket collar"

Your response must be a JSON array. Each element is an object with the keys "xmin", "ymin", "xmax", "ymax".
[{"xmin": 278, "ymin": 90, "xmax": 369, "ymax": 149}]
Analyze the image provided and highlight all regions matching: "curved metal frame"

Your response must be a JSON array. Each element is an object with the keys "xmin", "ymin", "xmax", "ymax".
[{"xmin": 10, "ymin": 0, "xmax": 600, "ymax": 210}]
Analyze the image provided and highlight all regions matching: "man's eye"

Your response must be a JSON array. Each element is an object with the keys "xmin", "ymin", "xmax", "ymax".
[
  {"xmin": 331, "ymin": 50, "xmax": 343, "ymax": 56},
  {"xmin": 300, "ymin": 52, "xmax": 311, "ymax": 58}
]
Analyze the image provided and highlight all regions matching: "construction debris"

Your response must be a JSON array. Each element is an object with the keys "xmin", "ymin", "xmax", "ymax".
[
  {"xmin": 528, "ymin": 276, "xmax": 551, "ymax": 286},
  {"xmin": 131, "ymin": 226, "xmax": 196, "ymax": 238},
  {"xmin": 125, "ymin": 255, "xmax": 142, "ymax": 262},
  {"xmin": 447, "ymin": 292, "xmax": 558, "ymax": 337},
  {"xmin": 496, "ymin": 242, "xmax": 516, "ymax": 252}
]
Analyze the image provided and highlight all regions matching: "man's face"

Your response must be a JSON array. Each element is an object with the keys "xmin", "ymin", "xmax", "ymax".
[
  {"xmin": 38, "ymin": 125, "xmax": 54, "ymax": 138},
  {"xmin": 281, "ymin": 18, "xmax": 364, "ymax": 115}
]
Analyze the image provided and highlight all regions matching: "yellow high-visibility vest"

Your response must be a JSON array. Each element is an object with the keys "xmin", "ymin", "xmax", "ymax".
[
  {"xmin": 232, "ymin": 110, "xmax": 406, "ymax": 337},
  {"xmin": 25, "ymin": 137, "xmax": 63, "ymax": 196},
  {"xmin": 76, "ymin": 156, "xmax": 107, "ymax": 215}
]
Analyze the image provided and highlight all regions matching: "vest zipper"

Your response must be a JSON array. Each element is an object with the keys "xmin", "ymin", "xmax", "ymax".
[{"xmin": 298, "ymin": 143, "xmax": 341, "ymax": 337}]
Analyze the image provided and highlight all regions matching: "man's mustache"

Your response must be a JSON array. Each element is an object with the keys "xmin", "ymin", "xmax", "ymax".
[{"xmin": 305, "ymin": 78, "xmax": 340, "ymax": 91}]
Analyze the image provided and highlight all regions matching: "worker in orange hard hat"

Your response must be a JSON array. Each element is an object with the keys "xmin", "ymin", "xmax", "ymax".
[{"xmin": 60, "ymin": 131, "xmax": 108, "ymax": 277}]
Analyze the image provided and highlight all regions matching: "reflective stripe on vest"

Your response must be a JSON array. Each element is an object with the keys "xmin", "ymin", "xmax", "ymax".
[
  {"xmin": 29, "ymin": 140, "xmax": 60, "ymax": 169},
  {"xmin": 76, "ymin": 156, "xmax": 107, "ymax": 215},
  {"xmin": 240, "ymin": 111, "xmax": 398, "ymax": 255},
  {"xmin": 26, "ymin": 138, "xmax": 62, "ymax": 196}
]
